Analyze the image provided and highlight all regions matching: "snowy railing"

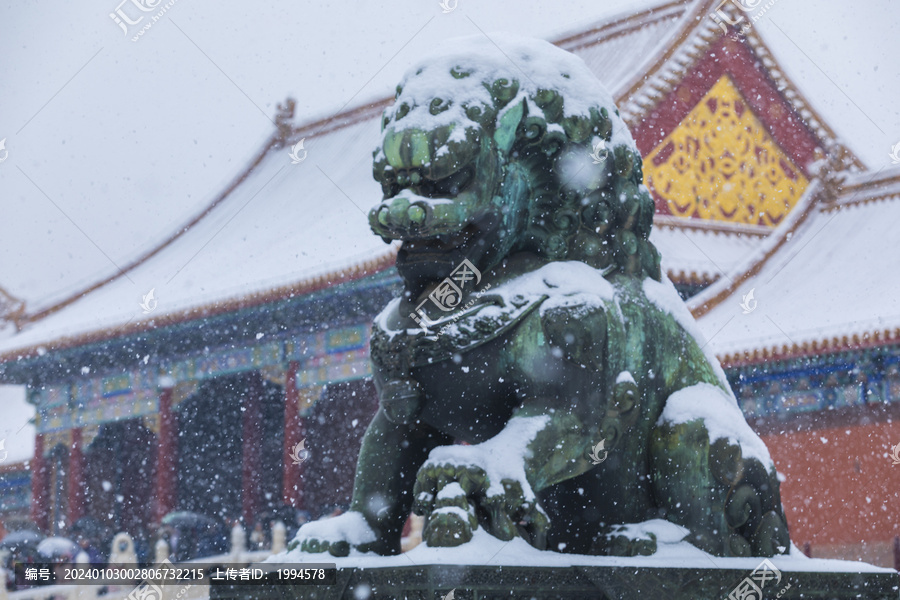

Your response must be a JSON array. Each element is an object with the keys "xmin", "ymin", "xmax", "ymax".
[{"xmin": 1, "ymin": 522, "xmax": 287, "ymax": 600}]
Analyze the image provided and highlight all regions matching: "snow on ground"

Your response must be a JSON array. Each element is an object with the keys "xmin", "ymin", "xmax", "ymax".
[{"xmin": 275, "ymin": 522, "xmax": 892, "ymax": 573}]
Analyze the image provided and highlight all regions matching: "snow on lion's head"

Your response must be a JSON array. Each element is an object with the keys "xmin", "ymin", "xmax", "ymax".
[{"xmin": 368, "ymin": 34, "xmax": 660, "ymax": 285}]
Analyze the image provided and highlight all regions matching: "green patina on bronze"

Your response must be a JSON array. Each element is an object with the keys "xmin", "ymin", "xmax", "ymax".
[{"xmin": 291, "ymin": 40, "xmax": 790, "ymax": 560}]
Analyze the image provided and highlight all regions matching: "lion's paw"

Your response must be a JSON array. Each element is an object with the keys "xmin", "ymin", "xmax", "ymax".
[
  {"xmin": 413, "ymin": 462, "xmax": 548, "ymax": 549},
  {"xmin": 423, "ymin": 506, "xmax": 477, "ymax": 547},
  {"xmin": 287, "ymin": 511, "xmax": 376, "ymax": 557},
  {"xmin": 591, "ymin": 519, "xmax": 692, "ymax": 556},
  {"xmin": 414, "ymin": 466, "xmax": 485, "ymax": 547},
  {"xmin": 603, "ymin": 530, "xmax": 657, "ymax": 556}
]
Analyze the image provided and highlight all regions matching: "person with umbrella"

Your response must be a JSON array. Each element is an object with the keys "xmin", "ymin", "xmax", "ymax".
[
  {"xmin": 0, "ymin": 529, "xmax": 43, "ymax": 589},
  {"xmin": 36, "ymin": 536, "xmax": 79, "ymax": 585}
]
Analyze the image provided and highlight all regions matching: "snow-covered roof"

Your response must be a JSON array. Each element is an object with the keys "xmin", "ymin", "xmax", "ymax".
[
  {"xmin": 555, "ymin": 0, "xmax": 688, "ymax": 95},
  {"xmin": 651, "ymin": 218, "xmax": 767, "ymax": 286},
  {"xmin": 0, "ymin": 0, "xmax": 671, "ymax": 319},
  {"xmin": 0, "ymin": 111, "xmax": 397, "ymax": 359},
  {"xmin": 691, "ymin": 169, "xmax": 900, "ymax": 366},
  {"xmin": 0, "ymin": 0, "xmax": 896, "ymax": 366}
]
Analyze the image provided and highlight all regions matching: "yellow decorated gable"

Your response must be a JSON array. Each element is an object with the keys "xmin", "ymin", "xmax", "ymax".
[{"xmin": 643, "ymin": 75, "xmax": 808, "ymax": 227}]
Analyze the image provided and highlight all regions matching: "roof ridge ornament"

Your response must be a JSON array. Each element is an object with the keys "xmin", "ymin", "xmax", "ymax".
[
  {"xmin": 816, "ymin": 141, "xmax": 852, "ymax": 203},
  {"xmin": 275, "ymin": 97, "xmax": 296, "ymax": 147},
  {"xmin": 0, "ymin": 286, "xmax": 26, "ymax": 332}
]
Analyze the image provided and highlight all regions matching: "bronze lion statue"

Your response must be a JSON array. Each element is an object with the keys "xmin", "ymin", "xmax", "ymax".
[{"xmin": 291, "ymin": 34, "xmax": 790, "ymax": 559}]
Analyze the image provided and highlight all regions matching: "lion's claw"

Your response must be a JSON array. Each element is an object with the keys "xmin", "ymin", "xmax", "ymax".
[
  {"xmin": 423, "ymin": 507, "xmax": 476, "ymax": 546},
  {"xmin": 298, "ymin": 537, "xmax": 350, "ymax": 557},
  {"xmin": 413, "ymin": 462, "xmax": 549, "ymax": 549},
  {"xmin": 413, "ymin": 463, "xmax": 489, "ymax": 516},
  {"xmin": 290, "ymin": 511, "xmax": 376, "ymax": 557}
]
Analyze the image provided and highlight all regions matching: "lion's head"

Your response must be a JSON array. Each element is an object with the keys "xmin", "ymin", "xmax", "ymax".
[{"xmin": 369, "ymin": 34, "xmax": 660, "ymax": 287}]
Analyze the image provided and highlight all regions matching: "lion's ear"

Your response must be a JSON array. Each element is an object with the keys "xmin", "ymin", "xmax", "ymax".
[{"xmin": 492, "ymin": 97, "xmax": 527, "ymax": 154}]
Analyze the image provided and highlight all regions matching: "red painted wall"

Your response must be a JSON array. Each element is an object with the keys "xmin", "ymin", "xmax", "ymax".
[{"xmin": 761, "ymin": 420, "xmax": 900, "ymax": 548}]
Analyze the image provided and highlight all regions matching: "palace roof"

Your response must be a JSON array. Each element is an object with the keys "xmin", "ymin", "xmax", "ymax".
[{"xmin": 690, "ymin": 169, "xmax": 900, "ymax": 367}]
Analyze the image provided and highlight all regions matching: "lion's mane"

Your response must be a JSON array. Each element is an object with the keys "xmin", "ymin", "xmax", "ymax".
[{"xmin": 376, "ymin": 33, "xmax": 661, "ymax": 281}]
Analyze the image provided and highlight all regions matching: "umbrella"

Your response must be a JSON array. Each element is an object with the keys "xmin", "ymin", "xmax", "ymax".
[
  {"xmin": 1, "ymin": 530, "xmax": 44, "ymax": 571},
  {"xmin": 0, "ymin": 530, "xmax": 43, "ymax": 552},
  {"xmin": 36, "ymin": 537, "xmax": 79, "ymax": 562},
  {"xmin": 159, "ymin": 512, "xmax": 227, "ymax": 560}
]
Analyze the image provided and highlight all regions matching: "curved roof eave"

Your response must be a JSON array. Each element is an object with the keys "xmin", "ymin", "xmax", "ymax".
[
  {"xmin": 692, "ymin": 168, "xmax": 900, "ymax": 367},
  {"xmin": 18, "ymin": 134, "xmax": 280, "ymax": 327},
  {"xmin": 687, "ymin": 179, "xmax": 825, "ymax": 319},
  {"xmin": 617, "ymin": 0, "xmax": 864, "ymax": 171},
  {"xmin": 0, "ymin": 248, "xmax": 397, "ymax": 365}
]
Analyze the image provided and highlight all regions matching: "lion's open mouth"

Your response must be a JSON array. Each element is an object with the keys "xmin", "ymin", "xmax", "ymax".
[
  {"xmin": 369, "ymin": 163, "xmax": 481, "ymax": 242},
  {"xmin": 398, "ymin": 222, "xmax": 477, "ymax": 261},
  {"xmin": 395, "ymin": 220, "xmax": 494, "ymax": 285}
]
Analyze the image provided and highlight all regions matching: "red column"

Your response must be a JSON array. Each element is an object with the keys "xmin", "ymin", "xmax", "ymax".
[
  {"xmin": 241, "ymin": 373, "xmax": 263, "ymax": 525},
  {"xmin": 67, "ymin": 428, "xmax": 85, "ymax": 524},
  {"xmin": 30, "ymin": 433, "xmax": 49, "ymax": 532},
  {"xmin": 153, "ymin": 383, "xmax": 178, "ymax": 522},
  {"xmin": 282, "ymin": 362, "xmax": 306, "ymax": 509}
]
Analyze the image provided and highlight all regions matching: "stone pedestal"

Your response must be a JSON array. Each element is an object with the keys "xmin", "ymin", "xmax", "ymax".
[{"xmin": 209, "ymin": 564, "xmax": 900, "ymax": 600}]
